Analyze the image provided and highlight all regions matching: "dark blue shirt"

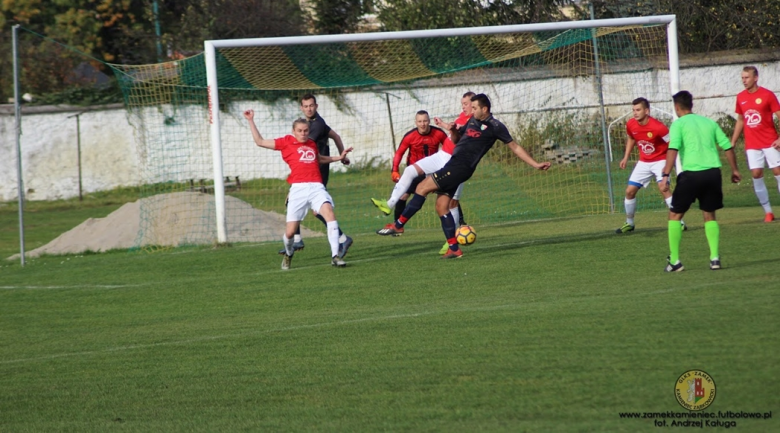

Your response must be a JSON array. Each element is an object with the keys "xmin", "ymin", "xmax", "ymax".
[{"xmin": 451, "ymin": 114, "xmax": 514, "ymax": 169}]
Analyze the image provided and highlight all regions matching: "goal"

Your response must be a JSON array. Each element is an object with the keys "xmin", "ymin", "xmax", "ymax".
[{"xmin": 113, "ymin": 15, "xmax": 680, "ymax": 247}]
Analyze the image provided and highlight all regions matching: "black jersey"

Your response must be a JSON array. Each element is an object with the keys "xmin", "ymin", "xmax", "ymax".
[
  {"xmin": 451, "ymin": 114, "xmax": 514, "ymax": 169},
  {"xmin": 307, "ymin": 112, "xmax": 332, "ymax": 156}
]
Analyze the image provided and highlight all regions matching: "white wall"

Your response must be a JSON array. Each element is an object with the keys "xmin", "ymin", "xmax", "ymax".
[{"xmin": 1, "ymin": 59, "xmax": 778, "ymax": 202}]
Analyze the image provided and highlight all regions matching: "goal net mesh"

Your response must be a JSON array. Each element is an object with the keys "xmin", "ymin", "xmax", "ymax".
[{"xmin": 110, "ymin": 24, "xmax": 672, "ymax": 248}]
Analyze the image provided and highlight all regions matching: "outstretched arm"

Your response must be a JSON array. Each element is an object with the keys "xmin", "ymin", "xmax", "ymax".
[
  {"xmin": 507, "ymin": 141, "xmax": 551, "ymax": 170},
  {"xmin": 318, "ymin": 147, "xmax": 353, "ymax": 164},
  {"xmin": 328, "ymin": 129, "xmax": 350, "ymax": 165},
  {"xmin": 243, "ymin": 109, "xmax": 276, "ymax": 149}
]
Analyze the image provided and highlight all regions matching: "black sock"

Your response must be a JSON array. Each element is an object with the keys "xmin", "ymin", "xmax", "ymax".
[
  {"xmin": 458, "ymin": 203, "xmax": 466, "ymax": 225},
  {"xmin": 395, "ymin": 199, "xmax": 407, "ymax": 221},
  {"xmin": 316, "ymin": 213, "xmax": 343, "ymax": 237}
]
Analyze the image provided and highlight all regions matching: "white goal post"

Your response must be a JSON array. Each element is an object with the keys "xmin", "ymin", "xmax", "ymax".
[{"xmin": 204, "ymin": 15, "xmax": 680, "ymax": 243}]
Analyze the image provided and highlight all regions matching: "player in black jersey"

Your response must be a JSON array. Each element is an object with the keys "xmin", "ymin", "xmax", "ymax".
[{"xmin": 378, "ymin": 94, "xmax": 551, "ymax": 258}]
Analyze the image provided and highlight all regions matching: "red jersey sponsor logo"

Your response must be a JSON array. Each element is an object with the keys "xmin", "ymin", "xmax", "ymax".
[
  {"xmin": 735, "ymin": 87, "xmax": 780, "ymax": 149},
  {"xmin": 465, "ymin": 129, "xmax": 482, "ymax": 138}
]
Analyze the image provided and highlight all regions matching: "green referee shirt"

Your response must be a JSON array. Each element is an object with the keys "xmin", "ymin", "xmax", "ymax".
[{"xmin": 669, "ymin": 113, "xmax": 732, "ymax": 172}]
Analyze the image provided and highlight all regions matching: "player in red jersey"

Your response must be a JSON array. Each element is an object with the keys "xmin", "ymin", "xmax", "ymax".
[
  {"xmin": 731, "ymin": 66, "xmax": 780, "ymax": 222},
  {"xmin": 381, "ymin": 110, "xmax": 448, "ymax": 222},
  {"xmin": 244, "ymin": 110, "xmax": 352, "ymax": 269},
  {"xmin": 616, "ymin": 97, "xmax": 685, "ymax": 233}
]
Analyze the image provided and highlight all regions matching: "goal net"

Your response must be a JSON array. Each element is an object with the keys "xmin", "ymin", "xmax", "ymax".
[{"xmin": 111, "ymin": 16, "xmax": 679, "ymax": 247}]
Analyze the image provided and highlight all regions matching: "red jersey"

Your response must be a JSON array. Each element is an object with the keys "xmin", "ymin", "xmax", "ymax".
[
  {"xmin": 735, "ymin": 86, "xmax": 780, "ymax": 150},
  {"xmin": 626, "ymin": 116, "xmax": 670, "ymax": 162},
  {"xmin": 274, "ymin": 135, "xmax": 322, "ymax": 184},
  {"xmin": 441, "ymin": 137, "xmax": 456, "ymax": 155},
  {"xmin": 392, "ymin": 126, "xmax": 448, "ymax": 171},
  {"xmin": 455, "ymin": 112, "xmax": 471, "ymax": 129}
]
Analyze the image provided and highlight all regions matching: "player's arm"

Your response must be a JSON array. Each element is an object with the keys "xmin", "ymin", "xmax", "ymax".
[
  {"xmin": 318, "ymin": 147, "xmax": 353, "ymax": 164},
  {"xmin": 661, "ymin": 148, "xmax": 677, "ymax": 193},
  {"xmin": 449, "ymin": 125, "xmax": 463, "ymax": 145},
  {"xmin": 391, "ymin": 138, "xmax": 411, "ymax": 182},
  {"xmin": 328, "ymin": 129, "xmax": 350, "ymax": 165},
  {"xmin": 715, "ymin": 125, "xmax": 741, "ymax": 183},
  {"xmin": 730, "ymin": 114, "xmax": 744, "ymax": 148},
  {"xmin": 619, "ymin": 136, "xmax": 635, "ymax": 170},
  {"xmin": 433, "ymin": 117, "xmax": 454, "ymax": 132},
  {"xmin": 243, "ymin": 109, "xmax": 276, "ymax": 149},
  {"xmin": 506, "ymin": 141, "xmax": 551, "ymax": 170},
  {"xmin": 773, "ymin": 110, "xmax": 780, "ymax": 149}
]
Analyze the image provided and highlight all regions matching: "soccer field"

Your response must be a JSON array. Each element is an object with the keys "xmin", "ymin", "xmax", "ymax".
[{"xmin": 1, "ymin": 206, "xmax": 778, "ymax": 432}]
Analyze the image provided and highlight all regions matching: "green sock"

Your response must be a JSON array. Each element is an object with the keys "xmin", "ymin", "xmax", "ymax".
[
  {"xmin": 705, "ymin": 221, "xmax": 720, "ymax": 260},
  {"xmin": 668, "ymin": 220, "xmax": 683, "ymax": 264}
]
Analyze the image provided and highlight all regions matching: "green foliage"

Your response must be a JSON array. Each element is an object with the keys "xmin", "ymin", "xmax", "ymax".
[{"xmin": 307, "ymin": 0, "xmax": 368, "ymax": 34}]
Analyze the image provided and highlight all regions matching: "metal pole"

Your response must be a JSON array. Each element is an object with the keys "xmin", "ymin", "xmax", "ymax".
[
  {"xmin": 385, "ymin": 93, "xmax": 397, "ymax": 152},
  {"xmin": 76, "ymin": 114, "xmax": 83, "ymax": 200},
  {"xmin": 153, "ymin": 0, "xmax": 163, "ymax": 63},
  {"xmin": 590, "ymin": 3, "xmax": 615, "ymax": 214},
  {"xmin": 12, "ymin": 24, "xmax": 26, "ymax": 266}
]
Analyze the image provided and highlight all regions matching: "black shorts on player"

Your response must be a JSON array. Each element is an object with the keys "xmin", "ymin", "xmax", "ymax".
[
  {"xmin": 431, "ymin": 161, "xmax": 474, "ymax": 197},
  {"xmin": 670, "ymin": 168, "xmax": 723, "ymax": 214}
]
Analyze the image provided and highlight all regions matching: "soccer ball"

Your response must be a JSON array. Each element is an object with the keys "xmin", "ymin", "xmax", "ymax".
[{"xmin": 456, "ymin": 225, "xmax": 476, "ymax": 245}]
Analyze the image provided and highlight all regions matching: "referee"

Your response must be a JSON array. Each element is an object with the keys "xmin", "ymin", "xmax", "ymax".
[{"xmin": 662, "ymin": 91, "xmax": 741, "ymax": 272}]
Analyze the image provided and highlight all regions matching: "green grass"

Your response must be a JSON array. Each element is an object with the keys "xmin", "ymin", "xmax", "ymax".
[{"xmin": 1, "ymin": 206, "xmax": 778, "ymax": 432}]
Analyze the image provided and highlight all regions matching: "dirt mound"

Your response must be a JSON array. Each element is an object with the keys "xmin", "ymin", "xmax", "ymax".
[{"xmin": 9, "ymin": 192, "xmax": 320, "ymax": 259}]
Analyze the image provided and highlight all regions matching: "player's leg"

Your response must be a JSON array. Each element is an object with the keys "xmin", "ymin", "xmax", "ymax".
[
  {"xmin": 386, "ymin": 165, "xmax": 424, "ymax": 209},
  {"xmin": 665, "ymin": 172, "xmax": 695, "ymax": 272},
  {"xmin": 618, "ymin": 163, "xmax": 649, "ymax": 233},
  {"xmin": 377, "ymin": 176, "xmax": 438, "ymax": 236},
  {"xmin": 436, "ymin": 193, "xmax": 462, "ymax": 258},
  {"xmin": 282, "ymin": 185, "xmax": 309, "ymax": 269},
  {"xmin": 313, "ymin": 187, "xmax": 347, "ymax": 267},
  {"xmin": 281, "ymin": 221, "xmax": 299, "ymax": 270},
  {"xmin": 651, "ymin": 160, "xmax": 686, "ymax": 230},
  {"xmin": 279, "ymin": 194, "xmax": 305, "ymax": 254},
  {"xmin": 746, "ymin": 149, "xmax": 773, "ymax": 220},
  {"xmin": 698, "ymin": 168, "xmax": 725, "ymax": 270},
  {"xmin": 766, "ymin": 147, "xmax": 780, "ymax": 222},
  {"xmin": 440, "ymin": 184, "xmax": 465, "ymax": 255}
]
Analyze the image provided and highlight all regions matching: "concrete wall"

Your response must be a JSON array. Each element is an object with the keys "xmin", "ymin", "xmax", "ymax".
[{"xmin": 2, "ymin": 56, "xmax": 779, "ymax": 202}]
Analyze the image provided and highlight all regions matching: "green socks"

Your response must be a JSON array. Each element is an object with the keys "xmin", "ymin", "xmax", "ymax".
[
  {"xmin": 668, "ymin": 220, "xmax": 683, "ymax": 264},
  {"xmin": 705, "ymin": 221, "xmax": 720, "ymax": 260}
]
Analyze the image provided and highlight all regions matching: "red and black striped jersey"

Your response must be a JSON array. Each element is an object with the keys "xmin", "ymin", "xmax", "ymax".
[{"xmin": 392, "ymin": 127, "xmax": 448, "ymax": 171}]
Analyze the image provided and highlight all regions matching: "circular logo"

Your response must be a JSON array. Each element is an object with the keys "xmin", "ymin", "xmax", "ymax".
[
  {"xmin": 647, "ymin": 132, "xmax": 654, "ymax": 138},
  {"xmin": 675, "ymin": 370, "xmax": 716, "ymax": 410},
  {"xmin": 756, "ymin": 98, "xmax": 762, "ymax": 104}
]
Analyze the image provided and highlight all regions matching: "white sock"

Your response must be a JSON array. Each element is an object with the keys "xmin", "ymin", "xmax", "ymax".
[
  {"xmin": 293, "ymin": 234, "xmax": 302, "ymax": 243},
  {"xmin": 388, "ymin": 166, "xmax": 419, "ymax": 209},
  {"xmin": 327, "ymin": 221, "xmax": 340, "ymax": 257},
  {"xmin": 624, "ymin": 198, "xmax": 637, "ymax": 225},
  {"xmin": 449, "ymin": 206, "xmax": 460, "ymax": 226},
  {"xmin": 753, "ymin": 177, "xmax": 773, "ymax": 213},
  {"xmin": 775, "ymin": 175, "xmax": 780, "ymax": 199},
  {"xmin": 283, "ymin": 235, "xmax": 294, "ymax": 256}
]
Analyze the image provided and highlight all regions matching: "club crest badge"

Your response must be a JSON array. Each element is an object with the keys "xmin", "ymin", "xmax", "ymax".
[{"xmin": 674, "ymin": 370, "xmax": 716, "ymax": 411}]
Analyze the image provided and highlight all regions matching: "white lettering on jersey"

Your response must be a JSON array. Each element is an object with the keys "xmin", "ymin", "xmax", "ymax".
[
  {"xmin": 298, "ymin": 146, "xmax": 316, "ymax": 162},
  {"xmin": 637, "ymin": 140, "xmax": 656, "ymax": 155},
  {"xmin": 662, "ymin": 133, "xmax": 670, "ymax": 143},
  {"xmin": 744, "ymin": 109, "xmax": 762, "ymax": 128}
]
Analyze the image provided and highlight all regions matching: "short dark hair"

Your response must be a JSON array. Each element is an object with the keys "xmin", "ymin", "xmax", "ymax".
[
  {"xmin": 462, "ymin": 91, "xmax": 477, "ymax": 99},
  {"xmin": 673, "ymin": 91, "xmax": 693, "ymax": 111},
  {"xmin": 632, "ymin": 97, "xmax": 650, "ymax": 109},
  {"xmin": 292, "ymin": 118, "xmax": 309, "ymax": 129},
  {"xmin": 743, "ymin": 66, "xmax": 758, "ymax": 77},
  {"xmin": 416, "ymin": 110, "xmax": 429, "ymax": 117},
  {"xmin": 300, "ymin": 93, "xmax": 317, "ymax": 104},
  {"xmin": 470, "ymin": 93, "xmax": 491, "ymax": 111}
]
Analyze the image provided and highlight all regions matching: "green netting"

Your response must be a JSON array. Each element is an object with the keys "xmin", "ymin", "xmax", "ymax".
[{"xmin": 112, "ymin": 24, "xmax": 685, "ymax": 250}]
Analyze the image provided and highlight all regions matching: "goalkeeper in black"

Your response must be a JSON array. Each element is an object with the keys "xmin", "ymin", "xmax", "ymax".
[{"xmin": 377, "ymin": 93, "xmax": 551, "ymax": 258}]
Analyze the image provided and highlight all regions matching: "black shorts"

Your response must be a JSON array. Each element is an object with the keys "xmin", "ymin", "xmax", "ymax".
[
  {"xmin": 670, "ymin": 168, "xmax": 723, "ymax": 213},
  {"xmin": 405, "ymin": 174, "xmax": 425, "ymax": 195},
  {"xmin": 432, "ymin": 161, "xmax": 474, "ymax": 197}
]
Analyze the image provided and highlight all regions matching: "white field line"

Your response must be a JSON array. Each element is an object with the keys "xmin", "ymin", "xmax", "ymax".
[
  {"xmin": 0, "ymin": 280, "xmax": 733, "ymax": 365},
  {"xmin": 0, "ymin": 284, "xmax": 146, "ymax": 290}
]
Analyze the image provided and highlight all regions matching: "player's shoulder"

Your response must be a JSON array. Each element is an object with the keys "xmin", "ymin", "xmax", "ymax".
[
  {"xmin": 430, "ymin": 125, "xmax": 447, "ymax": 136},
  {"xmin": 401, "ymin": 128, "xmax": 419, "ymax": 139},
  {"xmin": 626, "ymin": 117, "xmax": 638, "ymax": 128},
  {"xmin": 486, "ymin": 115, "xmax": 506, "ymax": 128},
  {"xmin": 647, "ymin": 116, "xmax": 669, "ymax": 129}
]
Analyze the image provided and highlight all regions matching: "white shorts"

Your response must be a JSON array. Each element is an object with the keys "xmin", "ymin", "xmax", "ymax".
[
  {"xmin": 746, "ymin": 148, "xmax": 780, "ymax": 170},
  {"xmin": 414, "ymin": 150, "xmax": 451, "ymax": 174},
  {"xmin": 628, "ymin": 160, "xmax": 666, "ymax": 189},
  {"xmin": 286, "ymin": 182, "xmax": 333, "ymax": 222}
]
